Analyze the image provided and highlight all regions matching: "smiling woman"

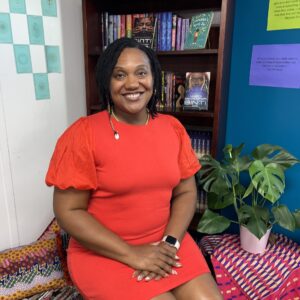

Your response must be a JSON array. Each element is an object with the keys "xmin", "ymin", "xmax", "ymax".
[{"xmin": 45, "ymin": 38, "xmax": 222, "ymax": 300}]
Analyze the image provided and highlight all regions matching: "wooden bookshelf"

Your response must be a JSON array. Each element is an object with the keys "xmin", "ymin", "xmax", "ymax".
[
  {"xmin": 82, "ymin": 0, "xmax": 234, "ymax": 159},
  {"xmin": 82, "ymin": 0, "xmax": 234, "ymax": 230}
]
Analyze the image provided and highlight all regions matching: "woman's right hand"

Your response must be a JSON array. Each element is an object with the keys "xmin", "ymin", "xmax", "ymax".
[{"xmin": 127, "ymin": 242, "xmax": 182, "ymax": 281}]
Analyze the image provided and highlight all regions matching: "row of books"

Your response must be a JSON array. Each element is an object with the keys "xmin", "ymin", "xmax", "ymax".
[
  {"xmin": 157, "ymin": 71, "xmax": 210, "ymax": 111},
  {"xmin": 196, "ymin": 188, "xmax": 207, "ymax": 213},
  {"xmin": 189, "ymin": 129, "xmax": 211, "ymax": 213},
  {"xmin": 187, "ymin": 130, "xmax": 211, "ymax": 159},
  {"xmin": 100, "ymin": 11, "xmax": 214, "ymax": 51}
]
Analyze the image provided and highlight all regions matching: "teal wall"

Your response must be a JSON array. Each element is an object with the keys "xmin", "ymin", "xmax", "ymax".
[{"xmin": 225, "ymin": 1, "xmax": 300, "ymax": 242}]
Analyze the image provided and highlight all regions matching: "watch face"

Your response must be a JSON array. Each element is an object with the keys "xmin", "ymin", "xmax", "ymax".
[{"xmin": 166, "ymin": 235, "xmax": 177, "ymax": 245}]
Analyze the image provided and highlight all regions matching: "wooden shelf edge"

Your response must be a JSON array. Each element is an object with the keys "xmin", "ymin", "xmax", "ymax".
[
  {"xmin": 88, "ymin": 48, "xmax": 219, "ymax": 57},
  {"xmin": 90, "ymin": 105, "xmax": 214, "ymax": 118}
]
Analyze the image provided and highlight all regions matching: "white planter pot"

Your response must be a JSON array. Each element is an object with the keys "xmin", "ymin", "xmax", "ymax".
[{"xmin": 240, "ymin": 225, "xmax": 271, "ymax": 254}]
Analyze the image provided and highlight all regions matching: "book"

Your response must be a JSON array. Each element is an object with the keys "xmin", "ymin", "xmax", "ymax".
[
  {"xmin": 173, "ymin": 73, "xmax": 186, "ymax": 108},
  {"xmin": 183, "ymin": 72, "xmax": 210, "ymax": 111},
  {"xmin": 184, "ymin": 12, "xmax": 214, "ymax": 50},
  {"xmin": 132, "ymin": 16, "xmax": 157, "ymax": 49}
]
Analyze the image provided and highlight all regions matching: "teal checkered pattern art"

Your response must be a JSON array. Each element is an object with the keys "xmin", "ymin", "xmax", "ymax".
[{"xmin": 0, "ymin": 0, "xmax": 61, "ymax": 100}]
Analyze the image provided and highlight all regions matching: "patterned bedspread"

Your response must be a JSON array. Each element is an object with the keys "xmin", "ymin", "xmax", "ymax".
[{"xmin": 200, "ymin": 234, "xmax": 300, "ymax": 300}]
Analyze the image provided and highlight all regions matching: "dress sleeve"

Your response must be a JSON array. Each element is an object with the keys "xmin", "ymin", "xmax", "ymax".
[
  {"xmin": 170, "ymin": 116, "xmax": 201, "ymax": 179},
  {"xmin": 45, "ymin": 117, "xmax": 97, "ymax": 190}
]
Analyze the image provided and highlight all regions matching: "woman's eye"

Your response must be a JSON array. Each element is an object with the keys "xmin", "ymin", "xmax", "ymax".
[
  {"xmin": 114, "ymin": 73, "xmax": 126, "ymax": 80},
  {"xmin": 137, "ymin": 70, "xmax": 147, "ymax": 77}
]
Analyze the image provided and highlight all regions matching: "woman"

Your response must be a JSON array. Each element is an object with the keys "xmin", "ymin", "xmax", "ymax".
[{"xmin": 46, "ymin": 38, "xmax": 222, "ymax": 300}]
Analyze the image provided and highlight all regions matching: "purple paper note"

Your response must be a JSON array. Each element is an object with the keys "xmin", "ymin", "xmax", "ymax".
[{"xmin": 249, "ymin": 44, "xmax": 300, "ymax": 89}]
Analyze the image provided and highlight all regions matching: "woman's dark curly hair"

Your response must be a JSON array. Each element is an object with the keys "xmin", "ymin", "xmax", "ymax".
[{"xmin": 95, "ymin": 37, "xmax": 162, "ymax": 117}]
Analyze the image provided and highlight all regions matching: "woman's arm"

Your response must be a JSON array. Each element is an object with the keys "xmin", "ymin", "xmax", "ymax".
[
  {"xmin": 133, "ymin": 175, "xmax": 197, "ymax": 281},
  {"xmin": 53, "ymin": 187, "xmax": 177, "ymax": 276},
  {"xmin": 163, "ymin": 175, "xmax": 197, "ymax": 242}
]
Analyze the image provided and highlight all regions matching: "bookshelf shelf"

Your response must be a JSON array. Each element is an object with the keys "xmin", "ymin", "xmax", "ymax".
[
  {"xmin": 157, "ymin": 49, "xmax": 219, "ymax": 56},
  {"xmin": 88, "ymin": 48, "xmax": 219, "ymax": 57}
]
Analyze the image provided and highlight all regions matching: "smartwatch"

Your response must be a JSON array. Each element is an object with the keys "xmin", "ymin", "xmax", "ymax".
[{"xmin": 162, "ymin": 235, "xmax": 180, "ymax": 250}]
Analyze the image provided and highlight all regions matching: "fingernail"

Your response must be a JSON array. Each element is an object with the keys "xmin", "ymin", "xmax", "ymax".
[
  {"xmin": 145, "ymin": 276, "xmax": 150, "ymax": 281},
  {"xmin": 172, "ymin": 269, "xmax": 178, "ymax": 275},
  {"xmin": 175, "ymin": 262, "xmax": 182, "ymax": 267},
  {"xmin": 137, "ymin": 275, "xmax": 143, "ymax": 281},
  {"xmin": 175, "ymin": 255, "xmax": 180, "ymax": 260}
]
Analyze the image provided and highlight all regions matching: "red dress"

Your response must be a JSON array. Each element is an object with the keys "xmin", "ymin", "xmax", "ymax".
[{"xmin": 46, "ymin": 111, "xmax": 210, "ymax": 299}]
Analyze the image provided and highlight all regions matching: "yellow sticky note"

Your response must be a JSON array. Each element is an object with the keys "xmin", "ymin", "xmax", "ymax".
[{"xmin": 267, "ymin": 0, "xmax": 300, "ymax": 31}]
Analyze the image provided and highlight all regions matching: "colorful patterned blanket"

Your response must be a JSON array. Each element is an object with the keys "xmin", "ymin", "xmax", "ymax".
[{"xmin": 200, "ymin": 234, "xmax": 300, "ymax": 300}]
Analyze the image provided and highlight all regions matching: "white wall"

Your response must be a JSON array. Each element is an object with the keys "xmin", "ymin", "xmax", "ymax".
[{"xmin": 0, "ymin": 0, "xmax": 86, "ymax": 250}]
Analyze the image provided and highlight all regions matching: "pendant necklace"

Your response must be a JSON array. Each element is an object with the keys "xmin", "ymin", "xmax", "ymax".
[{"xmin": 109, "ymin": 109, "xmax": 150, "ymax": 140}]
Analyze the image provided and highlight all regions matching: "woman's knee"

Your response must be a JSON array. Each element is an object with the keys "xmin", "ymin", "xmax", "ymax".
[
  {"xmin": 150, "ymin": 291, "xmax": 176, "ymax": 300},
  {"xmin": 172, "ymin": 273, "xmax": 223, "ymax": 300}
]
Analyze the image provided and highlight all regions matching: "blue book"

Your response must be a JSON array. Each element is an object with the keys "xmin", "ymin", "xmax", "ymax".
[
  {"xmin": 161, "ymin": 12, "xmax": 167, "ymax": 51},
  {"xmin": 166, "ymin": 12, "xmax": 172, "ymax": 51}
]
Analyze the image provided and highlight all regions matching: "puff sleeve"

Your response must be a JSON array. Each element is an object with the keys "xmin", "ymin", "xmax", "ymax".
[
  {"xmin": 45, "ymin": 117, "xmax": 97, "ymax": 190},
  {"xmin": 170, "ymin": 117, "xmax": 201, "ymax": 179}
]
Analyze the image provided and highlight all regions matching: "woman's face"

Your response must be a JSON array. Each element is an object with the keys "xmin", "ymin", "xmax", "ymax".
[{"xmin": 110, "ymin": 47, "xmax": 153, "ymax": 118}]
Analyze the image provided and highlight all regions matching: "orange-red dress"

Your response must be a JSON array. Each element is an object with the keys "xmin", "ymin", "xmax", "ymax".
[{"xmin": 46, "ymin": 111, "xmax": 210, "ymax": 300}]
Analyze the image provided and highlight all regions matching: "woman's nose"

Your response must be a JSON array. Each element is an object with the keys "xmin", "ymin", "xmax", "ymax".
[{"xmin": 125, "ymin": 75, "xmax": 139, "ymax": 89}]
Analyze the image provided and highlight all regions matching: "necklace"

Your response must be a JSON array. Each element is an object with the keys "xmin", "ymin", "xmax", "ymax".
[{"xmin": 109, "ymin": 109, "xmax": 150, "ymax": 140}]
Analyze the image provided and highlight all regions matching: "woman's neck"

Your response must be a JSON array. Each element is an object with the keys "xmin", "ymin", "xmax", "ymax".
[{"xmin": 111, "ymin": 108, "xmax": 149, "ymax": 125}]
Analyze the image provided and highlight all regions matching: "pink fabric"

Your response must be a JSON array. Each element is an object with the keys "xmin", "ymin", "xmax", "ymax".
[{"xmin": 201, "ymin": 234, "xmax": 300, "ymax": 300}]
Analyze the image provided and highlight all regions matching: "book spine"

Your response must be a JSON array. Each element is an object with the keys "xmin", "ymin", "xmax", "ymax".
[
  {"xmin": 166, "ymin": 12, "xmax": 172, "ymax": 51},
  {"xmin": 105, "ymin": 12, "xmax": 109, "ymax": 47},
  {"xmin": 126, "ymin": 14, "xmax": 132, "ymax": 38},
  {"xmin": 176, "ymin": 17, "xmax": 182, "ymax": 51},
  {"xmin": 113, "ymin": 15, "xmax": 118, "ymax": 41},
  {"xmin": 185, "ymin": 18, "xmax": 190, "ymax": 48},
  {"xmin": 157, "ymin": 13, "xmax": 162, "ymax": 51},
  {"xmin": 180, "ymin": 18, "xmax": 186, "ymax": 50},
  {"xmin": 108, "ymin": 14, "xmax": 114, "ymax": 44},
  {"xmin": 120, "ymin": 15, "xmax": 126, "ymax": 38},
  {"xmin": 161, "ymin": 12, "xmax": 167, "ymax": 51},
  {"xmin": 117, "ymin": 15, "xmax": 121, "ymax": 39},
  {"xmin": 151, "ymin": 17, "xmax": 157, "ymax": 50},
  {"xmin": 171, "ymin": 13, "xmax": 177, "ymax": 51}
]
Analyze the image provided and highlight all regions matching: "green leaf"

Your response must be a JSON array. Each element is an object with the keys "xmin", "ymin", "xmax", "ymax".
[
  {"xmin": 238, "ymin": 205, "xmax": 270, "ymax": 239},
  {"xmin": 207, "ymin": 192, "xmax": 234, "ymax": 209},
  {"xmin": 292, "ymin": 210, "xmax": 300, "ymax": 229},
  {"xmin": 271, "ymin": 151, "xmax": 300, "ymax": 170},
  {"xmin": 252, "ymin": 144, "xmax": 282, "ymax": 160},
  {"xmin": 197, "ymin": 209, "xmax": 231, "ymax": 234},
  {"xmin": 272, "ymin": 205, "xmax": 296, "ymax": 231},
  {"xmin": 199, "ymin": 158, "xmax": 232, "ymax": 194},
  {"xmin": 242, "ymin": 183, "xmax": 254, "ymax": 199},
  {"xmin": 252, "ymin": 144, "xmax": 300, "ymax": 169},
  {"xmin": 249, "ymin": 161, "xmax": 285, "ymax": 203}
]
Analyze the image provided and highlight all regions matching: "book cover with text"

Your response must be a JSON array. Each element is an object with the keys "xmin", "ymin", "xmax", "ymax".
[
  {"xmin": 132, "ymin": 16, "xmax": 156, "ymax": 49},
  {"xmin": 183, "ymin": 72, "xmax": 210, "ymax": 111},
  {"xmin": 184, "ymin": 12, "xmax": 214, "ymax": 50}
]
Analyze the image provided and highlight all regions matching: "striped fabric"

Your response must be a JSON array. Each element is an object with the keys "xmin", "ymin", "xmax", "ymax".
[
  {"xmin": 201, "ymin": 234, "xmax": 300, "ymax": 300},
  {"xmin": 0, "ymin": 238, "xmax": 67, "ymax": 300}
]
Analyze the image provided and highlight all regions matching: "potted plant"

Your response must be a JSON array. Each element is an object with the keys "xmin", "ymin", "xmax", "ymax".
[{"xmin": 197, "ymin": 143, "xmax": 300, "ymax": 253}]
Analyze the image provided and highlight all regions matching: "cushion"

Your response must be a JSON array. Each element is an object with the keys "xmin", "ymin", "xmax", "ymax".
[
  {"xmin": 38, "ymin": 218, "xmax": 72, "ymax": 285},
  {"xmin": 0, "ymin": 236, "xmax": 68, "ymax": 300}
]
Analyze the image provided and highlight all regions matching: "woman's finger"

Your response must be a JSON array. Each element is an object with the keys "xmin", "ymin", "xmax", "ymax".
[{"xmin": 136, "ymin": 270, "xmax": 150, "ymax": 282}]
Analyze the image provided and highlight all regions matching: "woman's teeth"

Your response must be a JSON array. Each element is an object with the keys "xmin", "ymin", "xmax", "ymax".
[{"xmin": 124, "ymin": 93, "xmax": 140, "ymax": 100}]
